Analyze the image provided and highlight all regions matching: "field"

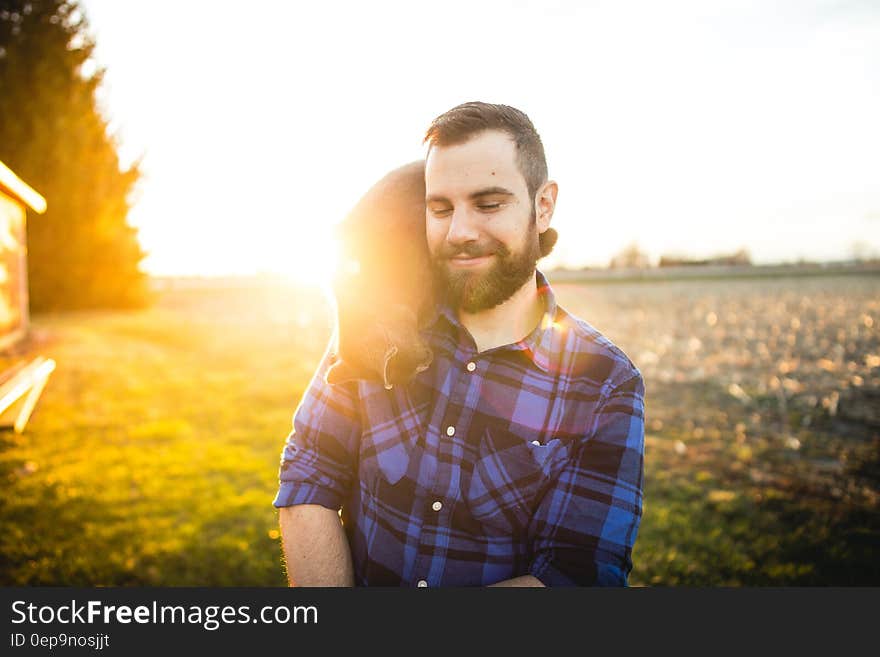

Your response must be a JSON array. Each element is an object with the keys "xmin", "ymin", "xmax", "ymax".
[{"xmin": 0, "ymin": 273, "xmax": 877, "ymax": 586}]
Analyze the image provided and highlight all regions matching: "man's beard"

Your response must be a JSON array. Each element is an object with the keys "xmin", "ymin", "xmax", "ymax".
[{"xmin": 430, "ymin": 215, "xmax": 541, "ymax": 314}]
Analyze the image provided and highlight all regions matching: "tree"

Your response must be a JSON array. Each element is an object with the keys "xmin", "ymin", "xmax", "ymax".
[
  {"xmin": 849, "ymin": 240, "xmax": 878, "ymax": 263},
  {"xmin": 0, "ymin": 0, "xmax": 151, "ymax": 311},
  {"xmin": 609, "ymin": 242, "xmax": 651, "ymax": 269}
]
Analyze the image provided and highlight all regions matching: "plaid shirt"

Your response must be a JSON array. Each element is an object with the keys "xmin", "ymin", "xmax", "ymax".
[{"xmin": 274, "ymin": 269, "xmax": 646, "ymax": 586}]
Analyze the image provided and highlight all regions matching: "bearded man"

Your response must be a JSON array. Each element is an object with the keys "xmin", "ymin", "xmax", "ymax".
[{"xmin": 275, "ymin": 102, "xmax": 646, "ymax": 587}]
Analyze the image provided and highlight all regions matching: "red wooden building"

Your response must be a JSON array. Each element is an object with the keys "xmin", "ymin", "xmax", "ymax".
[{"xmin": 0, "ymin": 159, "xmax": 55, "ymax": 432}]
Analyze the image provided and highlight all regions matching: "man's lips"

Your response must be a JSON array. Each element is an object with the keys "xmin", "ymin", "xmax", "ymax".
[{"xmin": 448, "ymin": 254, "xmax": 492, "ymax": 266}]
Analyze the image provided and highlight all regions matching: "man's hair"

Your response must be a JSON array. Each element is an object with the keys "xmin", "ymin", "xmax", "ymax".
[
  {"xmin": 424, "ymin": 101, "xmax": 558, "ymax": 258},
  {"xmin": 423, "ymin": 101, "xmax": 548, "ymax": 200}
]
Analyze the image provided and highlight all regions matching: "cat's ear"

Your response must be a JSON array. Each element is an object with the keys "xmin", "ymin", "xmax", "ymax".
[{"xmin": 325, "ymin": 357, "xmax": 366, "ymax": 385}]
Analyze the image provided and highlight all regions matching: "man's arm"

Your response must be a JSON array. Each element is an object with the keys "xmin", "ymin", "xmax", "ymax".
[
  {"xmin": 279, "ymin": 504, "xmax": 354, "ymax": 587},
  {"xmin": 527, "ymin": 371, "xmax": 646, "ymax": 586},
  {"xmin": 273, "ymin": 336, "xmax": 361, "ymax": 586}
]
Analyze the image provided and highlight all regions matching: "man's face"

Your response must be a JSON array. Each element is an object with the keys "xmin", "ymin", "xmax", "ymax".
[{"xmin": 425, "ymin": 130, "xmax": 541, "ymax": 313}]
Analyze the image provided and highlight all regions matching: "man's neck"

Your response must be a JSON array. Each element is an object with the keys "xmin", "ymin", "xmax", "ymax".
[{"xmin": 456, "ymin": 271, "xmax": 544, "ymax": 354}]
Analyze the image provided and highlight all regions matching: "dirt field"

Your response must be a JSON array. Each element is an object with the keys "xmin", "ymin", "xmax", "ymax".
[{"xmin": 552, "ymin": 273, "xmax": 879, "ymax": 584}]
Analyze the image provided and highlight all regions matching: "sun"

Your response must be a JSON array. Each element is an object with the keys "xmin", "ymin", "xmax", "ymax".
[{"xmin": 274, "ymin": 223, "xmax": 340, "ymax": 289}]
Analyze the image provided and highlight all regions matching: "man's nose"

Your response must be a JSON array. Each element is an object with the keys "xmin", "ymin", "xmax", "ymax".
[{"xmin": 446, "ymin": 208, "xmax": 480, "ymax": 245}]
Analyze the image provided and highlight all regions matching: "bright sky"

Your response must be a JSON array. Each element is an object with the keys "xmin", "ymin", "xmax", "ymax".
[{"xmin": 81, "ymin": 0, "xmax": 880, "ymax": 282}]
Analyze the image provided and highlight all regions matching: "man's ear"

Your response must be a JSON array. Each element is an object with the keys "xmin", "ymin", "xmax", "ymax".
[
  {"xmin": 535, "ymin": 180, "xmax": 558, "ymax": 233},
  {"xmin": 325, "ymin": 358, "xmax": 363, "ymax": 385}
]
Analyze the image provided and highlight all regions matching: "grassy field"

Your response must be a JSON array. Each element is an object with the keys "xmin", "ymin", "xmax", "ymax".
[{"xmin": 0, "ymin": 274, "xmax": 877, "ymax": 586}]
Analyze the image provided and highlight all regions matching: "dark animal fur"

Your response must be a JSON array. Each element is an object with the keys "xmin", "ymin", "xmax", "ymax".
[{"xmin": 327, "ymin": 161, "xmax": 435, "ymax": 388}]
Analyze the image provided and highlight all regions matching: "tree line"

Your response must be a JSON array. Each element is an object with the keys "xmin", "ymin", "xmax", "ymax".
[{"xmin": 0, "ymin": 0, "xmax": 150, "ymax": 311}]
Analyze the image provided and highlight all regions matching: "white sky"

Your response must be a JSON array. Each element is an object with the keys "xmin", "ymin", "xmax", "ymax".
[{"xmin": 81, "ymin": 0, "xmax": 880, "ymax": 280}]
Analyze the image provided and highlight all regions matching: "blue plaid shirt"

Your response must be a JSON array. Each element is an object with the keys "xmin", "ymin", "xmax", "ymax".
[{"xmin": 274, "ymin": 270, "xmax": 646, "ymax": 586}]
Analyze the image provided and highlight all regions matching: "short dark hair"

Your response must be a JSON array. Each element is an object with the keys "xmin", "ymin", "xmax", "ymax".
[
  {"xmin": 424, "ymin": 101, "xmax": 558, "ymax": 259},
  {"xmin": 423, "ymin": 101, "xmax": 548, "ymax": 200}
]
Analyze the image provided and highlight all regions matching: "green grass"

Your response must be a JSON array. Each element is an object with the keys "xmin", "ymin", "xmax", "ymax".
[
  {"xmin": 0, "ymin": 277, "xmax": 877, "ymax": 586},
  {"xmin": 0, "ymin": 283, "xmax": 331, "ymax": 585},
  {"xmin": 631, "ymin": 422, "xmax": 879, "ymax": 586}
]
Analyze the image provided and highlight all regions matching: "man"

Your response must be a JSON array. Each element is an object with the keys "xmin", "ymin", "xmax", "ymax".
[{"xmin": 274, "ymin": 102, "xmax": 646, "ymax": 587}]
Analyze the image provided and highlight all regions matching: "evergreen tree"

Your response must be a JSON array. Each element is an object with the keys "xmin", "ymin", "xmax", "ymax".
[{"xmin": 0, "ymin": 0, "xmax": 151, "ymax": 311}]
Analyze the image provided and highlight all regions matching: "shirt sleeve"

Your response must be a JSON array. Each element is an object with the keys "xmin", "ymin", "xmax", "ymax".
[
  {"xmin": 272, "ymin": 335, "xmax": 362, "ymax": 512},
  {"xmin": 527, "ymin": 371, "xmax": 646, "ymax": 586}
]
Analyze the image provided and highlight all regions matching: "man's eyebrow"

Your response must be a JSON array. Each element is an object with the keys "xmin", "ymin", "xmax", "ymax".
[
  {"xmin": 425, "ymin": 187, "xmax": 515, "ymax": 204},
  {"xmin": 469, "ymin": 186, "xmax": 515, "ymax": 199}
]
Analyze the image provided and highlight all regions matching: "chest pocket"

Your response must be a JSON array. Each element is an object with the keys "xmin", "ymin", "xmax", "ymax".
[
  {"xmin": 464, "ymin": 427, "xmax": 571, "ymax": 535},
  {"xmin": 357, "ymin": 380, "xmax": 430, "ymax": 491},
  {"xmin": 358, "ymin": 432, "xmax": 410, "ymax": 489}
]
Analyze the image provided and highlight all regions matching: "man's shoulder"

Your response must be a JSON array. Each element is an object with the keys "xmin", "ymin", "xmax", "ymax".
[{"xmin": 553, "ymin": 304, "xmax": 643, "ymax": 391}]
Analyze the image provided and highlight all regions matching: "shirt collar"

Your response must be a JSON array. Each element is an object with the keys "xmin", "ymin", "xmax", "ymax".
[{"xmin": 427, "ymin": 269, "xmax": 557, "ymax": 373}]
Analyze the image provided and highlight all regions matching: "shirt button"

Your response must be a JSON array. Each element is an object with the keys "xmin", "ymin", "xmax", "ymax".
[
  {"xmin": 446, "ymin": 426, "xmax": 455, "ymax": 437},
  {"xmin": 466, "ymin": 361, "xmax": 476, "ymax": 372},
  {"xmin": 417, "ymin": 580, "xmax": 428, "ymax": 588},
  {"xmin": 432, "ymin": 500, "xmax": 443, "ymax": 511},
  {"xmin": 531, "ymin": 440, "xmax": 541, "ymax": 446}
]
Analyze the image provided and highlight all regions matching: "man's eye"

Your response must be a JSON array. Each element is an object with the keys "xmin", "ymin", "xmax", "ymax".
[
  {"xmin": 430, "ymin": 207, "xmax": 453, "ymax": 217},
  {"xmin": 477, "ymin": 203, "xmax": 502, "ymax": 211}
]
